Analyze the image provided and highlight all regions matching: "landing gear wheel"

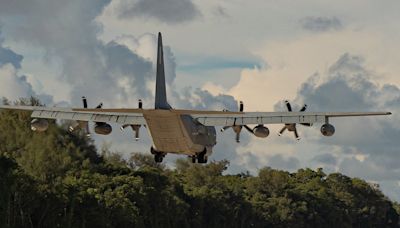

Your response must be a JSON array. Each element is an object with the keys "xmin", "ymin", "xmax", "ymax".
[
  {"xmin": 151, "ymin": 147, "xmax": 164, "ymax": 163},
  {"xmin": 197, "ymin": 156, "xmax": 208, "ymax": 164},
  {"xmin": 154, "ymin": 153, "xmax": 164, "ymax": 163},
  {"xmin": 197, "ymin": 150, "xmax": 208, "ymax": 164},
  {"xmin": 191, "ymin": 156, "xmax": 196, "ymax": 163}
]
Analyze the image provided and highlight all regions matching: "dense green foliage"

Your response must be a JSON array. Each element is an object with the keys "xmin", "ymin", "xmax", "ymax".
[{"xmin": 0, "ymin": 98, "xmax": 399, "ymax": 227}]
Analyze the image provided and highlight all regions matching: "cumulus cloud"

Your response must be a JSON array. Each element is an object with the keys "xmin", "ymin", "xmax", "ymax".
[
  {"xmin": 0, "ymin": 64, "xmax": 53, "ymax": 104},
  {"xmin": 0, "ymin": 0, "xmax": 240, "ymax": 166},
  {"xmin": 300, "ymin": 16, "xmax": 343, "ymax": 32},
  {"xmin": 0, "ymin": 0, "xmax": 231, "ymax": 111},
  {"xmin": 117, "ymin": 0, "xmax": 201, "ymax": 24},
  {"xmin": 267, "ymin": 154, "xmax": 300, "ymax": 171},
  {"xmin": 0, "ymin": 44, "xmax": 23, "ymax": 69},
  {"xmin": 0, "ymin": 64, "xmax": 34, "ymax": 101},
  {"xmin": 0, "ymin": 0, "xmax": 161, "ymax": 109},
  {"xmin": 213, "ymin": 5, "xmax": 230, "ymax": 18},
  {"xmin": 312, "ymin": 153, "xmax": 337, "ymax": 166},
  {"xmin": 0, "ymin": 35, "xmax": 53, "ymax": 103},
  {"xmin": 229, "ymin": 43, "xmax": 400, "ymax": 199},
  {"xmin": 289, "ymin": 53, "xmax": 400, "ymax": 200},
  {"xmin": 0, "ymin": 33, "xmax": 23, "ymax": 68}
]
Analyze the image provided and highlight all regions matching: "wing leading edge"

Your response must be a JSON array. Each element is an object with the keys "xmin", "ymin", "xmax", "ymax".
[
  {"xmin": 0, "ymin": 105, "xmax": 391, "ymax": 126},
  {"xmin": 0, "ymin": 105, "xmax": 146, "ymax": 125},
  {"xmin": 189, "ymin": 111, "xmax": 392, "ymax": 126}
]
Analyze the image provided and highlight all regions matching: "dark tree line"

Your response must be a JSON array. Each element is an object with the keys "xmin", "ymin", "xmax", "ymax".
[{"xmin": 0, "ymin": 98, "xmax": 399, "ymax": 228}]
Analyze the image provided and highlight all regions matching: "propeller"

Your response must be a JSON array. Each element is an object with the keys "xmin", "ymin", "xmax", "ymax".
[
  {"xmin": 277, "ymin": 100, "xmax": 312, "ymax": 140},
  {"xmin": 68, "ymin": 96, "xmax": 103, "ymax": 137},
  {"xmin": 220, "ymin": 101, "xmax": 255, "ymax": 143},
  {"xmin": 120, "ymin": 99, "xmax": 143, "ymax": 141}
]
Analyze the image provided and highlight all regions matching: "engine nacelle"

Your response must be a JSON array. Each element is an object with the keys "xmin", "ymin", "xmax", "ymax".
[
  {"xmin": 94, "ymin": 123, "xmax": 112, "ymax": 135},
  {"xmin": 253, "ymin": 125, "xmax": 269, "ymax": 138},
  {"xmin": 321, "ymin": 123, "xmax": 335, "ymax": 136},
  {"xmin": 31, "ymin": 119, "xmax": 49, "ymax": 132}
]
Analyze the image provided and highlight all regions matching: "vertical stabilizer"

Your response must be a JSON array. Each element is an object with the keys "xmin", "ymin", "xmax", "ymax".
[{"xmin": 155, "ymin": 32, "xmax": 171, "ymax": 109}]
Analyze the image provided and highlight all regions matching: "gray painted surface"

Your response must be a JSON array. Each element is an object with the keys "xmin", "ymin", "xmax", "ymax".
[{"xmin": 155, "ymin": 32, "xmax": 171, "ymax": 110}]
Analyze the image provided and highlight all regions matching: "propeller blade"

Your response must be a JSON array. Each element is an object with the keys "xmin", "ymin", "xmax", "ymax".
[
  {"xmin": 69, "ymin": 121, "xmax": 79, "ymax": 132},
  {"xmin": 82, "ymin": 96, "xmax": 88, "ymax": 108},
  {"xmin": 243, "ymin": 125, "xmax": 254, "ymax": 134},
  {"xmin": 120, "ymin": 124, "xmax": 129, "ymax": 131},
  {"xmin": 299, "ymin": 104, "xmax": 307, "ymax": 112},
  {"xmin": 235, "ymin": 132, "xmax": 240, "ymax": 143},
  {"xmin": 120, "ymin": 124, "xmax": 141, "ymax": 141},
  {"xmin": 221, "ymin": 126, "xmax": 231, "ymax": 132},
  {"xmin": 138, "ymin": 99, "xmax": 143, "ymax": 109},
  {"xmin": 84, "ymin": 122, "xmax": 91, "ymax": 137},
  {"xmin": 239, "ymin": 101, "xmax": 244, "ymax": 112},
  {"xmin": 278, "ymin": 126, "xmax": 287, "ymax": 136},
  {"xmin": 294, "ymin": 128, "xmax": 300, "ymax": 140},
  {"xmin": 135, "ymin": 129, "xmax": 140, "ymax": 141},
  {"xmin": 285, "ymin": 100, "xmax": 292, "ymax": 112},
  {"xmin": 68, "ymin": 97, "xmax": 91, "ymax": 137},
  {"xmin": 300, "ymin": 123, "xmax": 313, "ymax": 127}
]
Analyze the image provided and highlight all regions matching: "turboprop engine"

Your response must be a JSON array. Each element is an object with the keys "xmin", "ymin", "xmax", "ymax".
[
  {"xmin": 321, "ymin": 123, "xmax": 335, "ymax": 136},
  {"xmin": 94, "ymin": 123, "xmax": 112, "ymax": 135},
  {"xmin": 31, "ymin": 119, "xmax": 49, "ymax": 132},
  {"xmin": 252, "ymin": 125, "xmax": 270, "ymax": 138},
  {"xmin": 221, "ymin": 101, "xmax": 270, "ymax": 142}
]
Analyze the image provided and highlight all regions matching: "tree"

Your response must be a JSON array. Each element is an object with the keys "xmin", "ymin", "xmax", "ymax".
[{"xmin": 0, "ymin": 97, "xmax": 399, "ymax": 228}]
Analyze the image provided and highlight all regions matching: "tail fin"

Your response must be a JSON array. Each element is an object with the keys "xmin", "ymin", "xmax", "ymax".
[{"xmin": 155, "ymin": 32, "xmax": 171, "ymax": 110}]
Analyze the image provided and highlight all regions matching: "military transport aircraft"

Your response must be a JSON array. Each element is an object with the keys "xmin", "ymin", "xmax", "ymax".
[{"xmin": 0, "ymin": 33, "xmax": 391, "ymax": 163}]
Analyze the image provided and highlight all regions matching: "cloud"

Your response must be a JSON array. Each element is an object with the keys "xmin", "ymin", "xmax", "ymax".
[
  {"xmin": 228, "ymin": 30, "xmax": 400, "ymax": 198},
  {"xmin": 0, "ymin": 64, "xmax": 34, "ymax": 100},
  {"xmin": 291, "ymin": 53, "xmax": 400, "ymax": 200},
  {"xmin": 1, "ymin": 0, "xmax": 400, "ymax": 201},
  {"xmin": 0, "ymin": 64, "xmax": 53, "ymax": 104},
  {"xmin": 0, "ymin": 0, "xmax": 166, "ymax": 109},
  {"xmin": 312, "ymin": 153, "xmax": 337, "ymax": 166},
  {"xmin": 0, "ymin": 0, "xmax": 242, "ymax": 168},
  {"xmin": 300, "ymin": 16, "xmax": 343, "ymax": 32},
  {"xmin": 172, "ymin": 87, "xmax": 237, "ymax": 110},
  {"xmin": 177, "ymin": 56, "xmax": 262, "ymax": 72},
  {"xmin": 0, "ymin": 0, "xmax": 225, "ymax": 112},
  {"xmin": 296, "ymin": 53, "xmax": 399, "ymax": 142},
  {"xmin": 0, "ymin": 45, "xmax": 23, "ymax": 69},
  {"xmin": 267, "ymin": 154, "xmax": 300, "ymax": 171},
  {"xmin": 0, "ymin": 36, "xmax": 53, "ymax": 103},
  {"xmin": 117, "ymin": 0, "xmax": 201, "ymax": 24},
  {"xmin": 213, "ymin": 5, "xmax": 230, "ymax": 19},
  {"xmin": 0, "ymin": 32, "xmax": 23, "ymax": 69}
]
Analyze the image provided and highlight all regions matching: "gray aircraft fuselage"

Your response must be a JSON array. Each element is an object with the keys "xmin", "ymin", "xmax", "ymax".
[
  {"xmin": 143, "ymin": 109, "xmax": 216, "ymax": 156},
  {"xmin": 149, "ymin": 32, "xmax": 217, "ymax": 157}
]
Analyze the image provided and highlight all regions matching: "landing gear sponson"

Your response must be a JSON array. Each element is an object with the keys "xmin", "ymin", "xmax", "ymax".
[{"xmin": 150, "ymin": 147, "xmax": 208, "ymax": 163}]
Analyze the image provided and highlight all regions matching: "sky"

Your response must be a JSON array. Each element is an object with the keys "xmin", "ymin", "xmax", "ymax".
[{"xmin": 0, "ymin": 0, "xmax": 400, "ymax": 200}]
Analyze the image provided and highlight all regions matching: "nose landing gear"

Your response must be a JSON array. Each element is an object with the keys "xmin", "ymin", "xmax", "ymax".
[
  {"xmin": 190, "ymin": 150, "xmax": 208, "ymax": 164},
  {"xmin": 151, "ymin": 147, "xmax": 165, "ymax": 163}
]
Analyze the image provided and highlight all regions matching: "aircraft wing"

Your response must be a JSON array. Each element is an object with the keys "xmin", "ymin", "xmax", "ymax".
[
  {"xmin": 0, "ymin": 105, "xmax": 146, "ymax": 125},
  {"xmin": 187, "ymin": 111, "xmax": 392, "ymax": 126}
]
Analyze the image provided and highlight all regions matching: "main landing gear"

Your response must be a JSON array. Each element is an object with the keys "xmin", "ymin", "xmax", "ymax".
[
  {"xmin": 151, "ymin": 147, "xmax": 165, "ymax": 163},
  {"xmin": 150, "ymin": 147, "xmax": 209, "ymax": 164},
  {"xmin": 190, "ymin": 150, "xmax": 208, "ymax": 164}
]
